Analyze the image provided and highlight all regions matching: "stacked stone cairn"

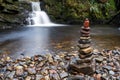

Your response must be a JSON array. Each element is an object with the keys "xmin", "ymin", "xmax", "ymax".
[
  {"xmin": 78, "ymin": 18, "xmax": 93, "ymax": 59},
  {"xmin": 68, "ymin": 18, "xmax": 94, "ymax": 76}
]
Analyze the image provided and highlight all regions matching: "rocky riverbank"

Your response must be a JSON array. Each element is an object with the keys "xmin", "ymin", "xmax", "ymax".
[{"xmin": 0, "ymin": 47, "xmax": 119, "ymax": 80}]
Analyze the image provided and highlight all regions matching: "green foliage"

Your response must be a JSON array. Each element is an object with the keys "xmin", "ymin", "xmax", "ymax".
[
  {"xmin": 89, "ymin": 0, "xmax": 116, "ymax": 20},
  {"xmin": 44, "ymin": 0, "xmax": 116, "ymax": 24}
]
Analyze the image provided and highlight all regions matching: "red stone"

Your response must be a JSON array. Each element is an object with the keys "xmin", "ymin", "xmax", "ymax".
[{"xmin": 83, "ymin": 18, "xmax": 89, "ymax": 28}]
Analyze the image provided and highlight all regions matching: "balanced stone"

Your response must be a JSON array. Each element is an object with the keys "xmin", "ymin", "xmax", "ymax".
[
  {"xmin": 81, "ymin": 29, "xmax": 90, "ymax": 34},
  {"xmin": 79, "ymin": 53, "xmax": 93, "ymax": 59},
  {"xmin": 79, "ymin": 47, "xmax": 93, "ymax": 54},
  {"xmin": 78, "ymin": 44, "xmax": 91, "ymax": 49},
  {"xmin": 78, "ymin": 38, "xmax": 91, "ymax": 44},
  {"xmin": 68, "ymin": 64, "xmax": 94, "ymax": 75},
  {"xmin": 81, "ymin": 26, "xmax": 90, "ymax": 31},
  {"xmin": 80, "ymin": 37, "xmax": 90, "ymax": 40},
  {"xmin": 68, "ymin": 18, "xmax": 94, "ymax": 75},
  {"xmin": 81, "ymin": 33, "xmax": 90, "ymax": 37}
]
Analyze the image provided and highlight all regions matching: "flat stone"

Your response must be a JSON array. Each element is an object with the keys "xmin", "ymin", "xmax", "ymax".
[
  {"xmin": 80, "ymin": 47, "xmax": 93, "ymax": 54},
  {"xmin": 25, "ymin": 76, "xmax": 31, "ymax": 80},
  {"xmin": 28, "ymin": 67, "xmax": 36, "ymax": 75},
  {"xmin": 36, "ymin": 75, "xmax": 43, "ymax": 80},
  {"xmin": 81, "ymin": 29, "xmax": 90, "ymax": 34},
  {"xmin": 95, "ymin": 56, "xmax": 104, "ymax": 63},
  {"xmin": 68, "ymin": 64, "xmax": 94, "ymax": 75},
  {"xmin": 76, "ymin": 59, "xmax": 91, "ymax": 64},
  {"xmin": 80, "ymin": 37, "xmax": 90, "ymax": 40},
  {"xmin": 67, "ymin": 76, "xmax": 85, "ymax": 80},
  {"xmin": 44, "ymin": 75, "xmax": 50, "ymax": 80},
  {"xmin": 81, "ymin": 26, "xmax": 90, "ymax": 31},
  {"xmin": 60, "ymin": 71, "xmax": 68, "ymax": 79},
  {"xmin": 77, "ymin": 44, "xmax": 91, "ymax": 49},
  {"xmin": 78, "ymin": 39, "xmax": 91, "ymax": 44},
  {"xmin": 81, "ymin": 33, "xmax": 90, "ymax": 37},
  {"xmin": 109, "ymin": 70, "xmax": 115, "ymax": 75},
  {"xmin": 54, "ymin": 55, "xmax": 61, "ymax": 60},
  {"xmin": 79, "ymin": 53, "xmax": 93, "ymax": 59},
  {"xmin": 15, "ymin": 66, "xmax": 24, "ymax": 76},
  {"xmin": 102, "ymin": 66, "xmax": 112, "ymax": 71},
  {"xmin": 7, "ymin": 71, "xmax": 15, "ymax": 79}
]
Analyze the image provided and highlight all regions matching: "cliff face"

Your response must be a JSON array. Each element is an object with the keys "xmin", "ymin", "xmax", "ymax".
[{"xmin": 0, "ymin": 0, "xmax": 31, "ymax": 29}]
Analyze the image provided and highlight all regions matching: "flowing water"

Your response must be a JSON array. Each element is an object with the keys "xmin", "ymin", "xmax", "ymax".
[
  {"xmin": 0, "ymin": 25, "xmax": 119, "ymax": 58},
  {"xmin": 27, "ymin": 2, "xmax": 65, "ymax": 27}
]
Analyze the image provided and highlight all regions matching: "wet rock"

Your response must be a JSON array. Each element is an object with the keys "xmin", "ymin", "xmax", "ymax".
[
  {"xmin": 15, "ymin": 66, "xmax": 24, "ymax": 76},
  {"xmin": 78, "ymin": 44, "xmax": 91, "ymax": 49},
  {"xmin": 89, "ymin": 77, "xmax": 95, "ymax": 80},
  {"xmin": 0, "ymin": 48, "xmax": 119, "ymax": 80},
  {"xmin": 76, "ymin": 59, "xmax": 91, "ymax": 64},
  {"xmin": 102, "ymin": 66, "xmax": 112, "ymax": 71},
  {"xmin": 54, "ymin": 55, "xmax": 61, "ymax": 61},
  {"xmin": 50, "ymin": 72, "xmax": 60, "ymax": 80},
  {"xmin": 65, "ymin": 56, "xmax": 71, "ymax": 60},
  {"xmin": 25, "ymin": 76, "xmax": 31, "ymax": 80},
  {"xmin": 79, "ymin": 53, "xmax": 93, "ymax": 59},
  {"xmin": 45, "ymin": 75, "xmax": 50, "ymax": 80},
  {"xmin": 94, "ymin": 56, "xmax": 104, "ymax": 63},
  {"xmin": 28, "ymin": 67, "xmax": 36, "ymax": 75},
  {"xmin": 67, "ymin": 75, "xmax": 85, "ymax": 80},
  {"xmin": 7, "ymin": 71, "xmax": 15, "ymax": 79},
  {"xmin": 36, "ymin": 74, "xmax": 43, "ymax": 80},
  {"xmin": 78, "ymin": 39, "xmax": 91, "ymax": 44},
  {"xmin": 109, "ymin": 70, "xmax": 115, "ymax": 75},
  {"xmin": 60, "ymin": 71, "xmax": 68, "ymax": 79},
  {"xmin": 93, "ymin": 74, "xmax": 101, "ymax": 80},
  {"xmin": 68, "ymin": 64, "xmax": 94, "ymax": 75},
  {"xmin": 45, "ymin": 53, "xmax": 54, "ymax": 63},
  {"xmin": 80, "ymin": 47, "xmax": 93, "ymax": 54}
]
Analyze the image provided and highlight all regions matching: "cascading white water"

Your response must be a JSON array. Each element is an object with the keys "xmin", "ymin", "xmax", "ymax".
[
  {"xmin": 28, "ymin": 2, "xmax": 52, "ymax": 26},
  {"xmin": 27, "ymin": 2, "xmax": 66, "ymax": 27}
]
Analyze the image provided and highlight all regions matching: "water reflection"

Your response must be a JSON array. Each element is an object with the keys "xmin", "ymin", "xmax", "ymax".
[{"xmin": 0, "ymin": 25, "xmax": 119, "ymax": 58}]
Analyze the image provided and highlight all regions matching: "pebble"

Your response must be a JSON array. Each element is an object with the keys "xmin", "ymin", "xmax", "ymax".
[
  {"xmin": 109, "ymin": 70, "xmax": 115, "ymax": 75},
  {"xmin": 0, "ymin": 49, "xmax": 119, "ymax": 80}
]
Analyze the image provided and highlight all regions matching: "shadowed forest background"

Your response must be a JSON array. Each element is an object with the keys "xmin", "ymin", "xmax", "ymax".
[{"xmin": 0, "ymin": 0, "xmax": 120, "ymax": 28}]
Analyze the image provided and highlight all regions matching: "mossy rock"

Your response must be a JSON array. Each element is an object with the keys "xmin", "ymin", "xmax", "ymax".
[
  {"xmin": 4, "ymin": 0, "xmax": 13, "ymax": 4},
  {"xmin": 2, "ymin": 3, "xmax": 19, "ymax": 10},
  {"xmin": 1, "ymin": 3, "xmax": 19, "ymax": 14},
  {"xmin": 98, "ymin": 0, "xmax": 108, "ymax": 3}
]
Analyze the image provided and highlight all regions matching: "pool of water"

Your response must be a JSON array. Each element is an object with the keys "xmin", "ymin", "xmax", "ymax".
[{"xmin": 0, "ymin": 25, "xmax": 119, "ymax": 58}]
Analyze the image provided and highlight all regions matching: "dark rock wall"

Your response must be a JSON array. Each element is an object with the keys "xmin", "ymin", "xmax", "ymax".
[{"xmin": 0, "ymin": 0, "xmax": 31, "ymax": 29}]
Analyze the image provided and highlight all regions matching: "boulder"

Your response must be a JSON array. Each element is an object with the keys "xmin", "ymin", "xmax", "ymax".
[{"xmin": 68, "ymin": 64, "xmax": 94, "ymax": 75}]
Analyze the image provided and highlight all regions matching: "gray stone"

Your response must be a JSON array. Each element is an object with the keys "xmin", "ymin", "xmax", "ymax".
[
  {"xmin": 89, "ymin": 77, "xmax": 95, "ymax": 80},
  {"xmin": 95, "ymin": 56, "xmax": 104, "ymax": 63},
  {"xmin": 50, "ymin": 73, "xmax": 60, "ymax": 80},
  {"xmin": 68, "ymin": 64, "xmax": 94, "ymax": 75},
  {"xmin": 109, "ymin": 70, "xmax": 115, "ymax": 75},
  {"xmin": 25, "ymin": 76, "xmax": 31, "ymax": 80},
  {"xmin": 7, "ymin": 71, "xmax": 15, "ymax": 79},
  {"xmin": 67, "ymin": 76, "xmax": 85, "ymax": 80},
  {"xmin": 60, "ymin": 71, "xmax": 68, "ymax": 79},
  {"xmin": 77, "ymin": 59, "xmax": 91, "ymax": 64},
  {"xmin": 45, "ymin": 75, "xmax": 50, "ymax": 80},
  {"xmin": 102, "ymin": 66, "xmax": 112, "ymax": 71},
  {"xmin": 28, "ymin": 68, "xmax": 36, "ymax": 74},
  {"xmin": 36, "ymin": 75, "xmax": 43, "ymax": 80}
]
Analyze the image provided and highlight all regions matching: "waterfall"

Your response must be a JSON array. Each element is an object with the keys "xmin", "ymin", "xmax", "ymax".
[{"xmin": 27, "ymin": 2, "xmax": 52, "ymax": 26}]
